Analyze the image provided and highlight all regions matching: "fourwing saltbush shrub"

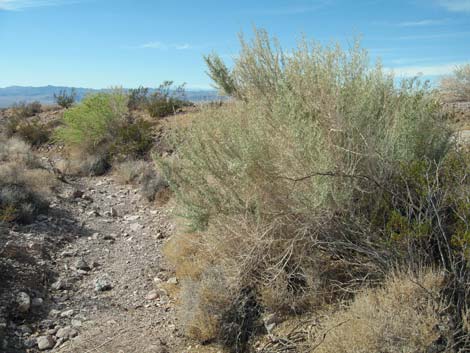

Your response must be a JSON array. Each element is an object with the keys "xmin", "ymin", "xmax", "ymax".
[
  {"xmin": 55, "ymin": 88, "xmax": 129, "ymax": 155},
  {"xmin": 159, "ymin": 29, "xmax": 458, "ymax": 351}
]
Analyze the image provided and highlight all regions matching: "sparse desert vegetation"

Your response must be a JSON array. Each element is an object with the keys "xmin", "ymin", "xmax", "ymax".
[
  {"xmin": 0, "ymin": 21, "xmax": 469, "ymax": 353},
  {"xmin": 0, "ymin": 136, "xmax": 53, "ymax": 223},
  {"xmin": 440, "ymin": 64, "xmax": 470, "ymax": 103}
]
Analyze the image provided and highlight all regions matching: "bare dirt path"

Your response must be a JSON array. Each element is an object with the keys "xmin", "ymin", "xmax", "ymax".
[{"xmin": 1, "ymin": 172, "xmax": 188, "ymax": 353}]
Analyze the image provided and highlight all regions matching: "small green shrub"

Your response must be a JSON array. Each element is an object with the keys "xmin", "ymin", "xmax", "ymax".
[
  {"xmin": 128, "ymin": 86, "xmax": 149, "ymax": 110},
  {"xmin": 55, "ymin": 89, "xmax": 129, "ymax": 154},
  {"xmin": 109, "ymin": 118, "xmax": 154, "ymax": 160},
  {"xmin": 146, "ymin": 81, "xmax": 189, "ymax": 118},
  {"xmin": 54, "ymin": 88, "xmax": 77, "ymax": 108}
]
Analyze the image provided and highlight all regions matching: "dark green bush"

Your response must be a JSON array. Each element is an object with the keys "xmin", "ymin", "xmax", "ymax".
[
  {"xmin": 54, "ymin": 88, "xmax": 77, "ymax": 108},
  {"xmin": 109, "ymin": 118, "xmax": 154, "ymax": 160},
  {"xmin": 146, "ymin": 81, "xmax": 189, "ymax": 118},
  {"xmin": 128, "ymin": 86, "xmax": 149, "ymax": 110}
]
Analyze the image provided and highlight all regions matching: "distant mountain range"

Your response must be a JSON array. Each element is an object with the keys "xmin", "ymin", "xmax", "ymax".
[{"xmin": 0, "ymin": 85, "xmax": 222, "ymax": 108}]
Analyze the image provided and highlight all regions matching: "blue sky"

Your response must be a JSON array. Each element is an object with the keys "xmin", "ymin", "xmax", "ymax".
[{"xmin": 0, "ymin": 0, "xmax": 469, "ymax": 89}]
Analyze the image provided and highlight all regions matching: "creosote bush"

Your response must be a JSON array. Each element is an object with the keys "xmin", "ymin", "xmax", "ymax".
[
  {"xmin": 146, "ymin": 81, "xmax": 189, "ymax": 118},
  {"xmin": 128, "ymin": 86, "xmax": 149, "ymax": 110},
  {"xmin": 54, "ymin": 88, "xmax": 77, "ymax": 109},
  {"xmin": 159, "ymin": 29, "xmax": 469, "ymax": 352}
]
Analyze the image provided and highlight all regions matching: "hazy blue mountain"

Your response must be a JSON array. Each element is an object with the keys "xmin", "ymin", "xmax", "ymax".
[{"xmin": 0, "ymin": 85, "xmax": 222, "ymax": 108}]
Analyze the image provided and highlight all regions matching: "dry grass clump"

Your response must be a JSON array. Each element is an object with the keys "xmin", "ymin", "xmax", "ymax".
[
  {"xmin": 114, "ymin": 160, "xmax": 148, "ymax": 184},
  {"xmin": 309, "ymin": 270, "xmax": 448, "ymax": 353},
  {"xmin": 113, "ymin": 160, "xmax": 170, "ymax": 203},
  {"xmin": 6, "ymin": 116, "xmax": 52, "ymax": 146},
  {"xmin": 0, "ymin": 136, "xmax": 54, "ymax": 223}
]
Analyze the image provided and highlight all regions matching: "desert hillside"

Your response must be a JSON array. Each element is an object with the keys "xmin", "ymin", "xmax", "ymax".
[{"xmin": 1, "ymin": 28, "xmax": 470, "ymax": 353}]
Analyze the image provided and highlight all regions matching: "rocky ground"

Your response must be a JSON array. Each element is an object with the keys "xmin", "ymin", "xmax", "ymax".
[{"xmin": 0, "ymin": 170, "xmax": 195, "ymax": 353}]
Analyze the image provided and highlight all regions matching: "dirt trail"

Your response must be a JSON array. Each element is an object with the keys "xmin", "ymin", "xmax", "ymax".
[{"xmin": 1, "ymin": 172, "xmax": 189, "ymax": 353}]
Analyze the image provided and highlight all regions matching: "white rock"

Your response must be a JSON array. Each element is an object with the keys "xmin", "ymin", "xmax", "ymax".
[
  {"xmin": 32, "ymin": 297, "xmax": 44, "ymax": 307},
  {"xmin": 60, "ymin": 309, "xmax": 74, "ymax": 318},
  {"xmin": 17, "ymin": 292, "xmax": 31, "ymax": 313},
  {"xmin": 37, "ymin": 335, "xmax": 55, "ymax": 350}
]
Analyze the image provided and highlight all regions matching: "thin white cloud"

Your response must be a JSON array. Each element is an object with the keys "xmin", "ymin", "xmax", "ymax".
[
  {"xmin": 387, "ymin": 62, "xmax": 463, "ymax": 77},
  {"xmin": 247, "ymin": 0, "xmax": 331, "ymax": 15},
  {"xmin": 396, "ymin": 31, "xmax": 470, "ymax": 40},
  {"xmin": 0, "ymin": 0, "xmax": 76, "ymax": 10},
  {"xmin": 437, "ymin": 0, "xmax": 470, "ymax": 12},
  {"xmin": 396, "ymin": 19, "xmax": 449, "ymax": 27},
  {"xmin": 138, "ymin": 41, "xmax": 193, "ymax": 51}
]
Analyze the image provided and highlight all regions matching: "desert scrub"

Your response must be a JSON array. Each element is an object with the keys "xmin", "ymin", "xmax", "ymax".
[
  {"xmin": 11, "ymin": 101, "xmax": 42, "ymax": 118},
  {"xmin": 55, "ymin": 89, "xmax": 154, "ymax": 174},
  {"xmin": 114, "ymin": 160, "xmax": 170, "ymax": 203},
  {"xmin": 128, "ymin": 86, "xmax": 149, "ymax": 110},
  {"xmin": 440, "ymin": 63, "xmax": 470, "ymax": 102},
  {"xmin": 146, "ymin": 81, "xmax": 189, "ymax": 118},
  {"xmin": 159, "ymin": 29, "xmax": 455, "ymax": 351},
  {"xmin": 54, "ymin": 88, "xmax": 77, "ymax": 108},
  {"xmin": 0, "ymin": 136, "xmax": 53, "ymax": 223},
  {"xmin": 307, "ymin": 269, "xmax": 449, "ymax": 353},
  {"xmin": 6, "ymin": 116, "xmax": 51, "ymax": 146},
  {"xmin": 55, "ymin": 89, "xmax": 128, "ymax": 154}
]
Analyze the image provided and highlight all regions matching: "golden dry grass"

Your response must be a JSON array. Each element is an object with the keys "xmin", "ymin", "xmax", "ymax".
[{"xmin": 308, "ymin": 269, "xmax": 447, "ymax": 353}]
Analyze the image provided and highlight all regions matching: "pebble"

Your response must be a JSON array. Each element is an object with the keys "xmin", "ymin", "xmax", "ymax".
[
  {"xmin": 60, "ymin": 250, "xmax": 76, "ymax": 257},
  {"xmin": 75, "ymin": 258, "xmax": 91, "ymax": 271},
  {"xmin": 16, "ymin": 292, "xmax": 31, "ymax": 313},
  {"xmin": 145, "ymin": 290, "xmax": 160, "ymax": 301},
  {"xmin": 95, "ymin": 277, "xmax": 113, "ymax": 292},
  {"xmin": 71, "ymin": 319, "xmax": 82, "ymax": 328},
  {"xmin": 37, "ymin": 335, "xmax": 55, "ymax": 351},
  {"xmin": 32, "ymin": 297, "xmax": 44, "ymax": 307},
  {"xmin": 60, "ymin": 309, "xmax": 74, "ymax": 318},
  {"xmin": 51, "ymin": 279, "xmax": 67, "ymax": 290},
  {"xmin": 23, "ymin": 337, "xmax": 37, "ymax": 349},
  {"xmin": 167, "ymin": 277, "xmax": 178, "ymax": 285},
  {"xmin": 126, "ymin": 215, "xmax": 140, "ymax": 221},
  {"xmin": 48, "ymin": 309, "xmax": 61, "ymax": 319},
  {"xmin": 56, "ymin": 326, "xmax": 78, "ymax": 339},
  {"xmin": 130, "ymin": 223, "xmax": 143, "ymax": 232}
]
